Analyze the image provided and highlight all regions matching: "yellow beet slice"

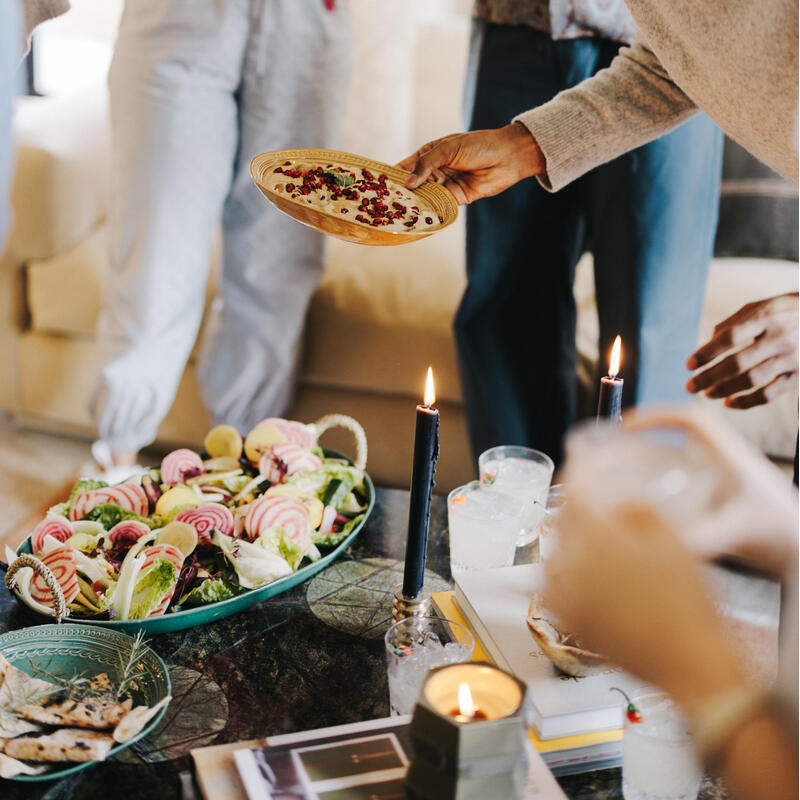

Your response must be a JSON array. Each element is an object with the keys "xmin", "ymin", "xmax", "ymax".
[
  {"xmin": 243, "ymin": 423, "xmax": 285, "ymax": 463},
  {"xmin": 156, "ymin": 522, "xmax": 198, "ymax": 557},
  {"xmin": 204, "ymin": 425, "xmax": 243, "ymax": 459},
  {"xmin": 155, "ymin": 487, "xmax": 202, "ymax": 517}
]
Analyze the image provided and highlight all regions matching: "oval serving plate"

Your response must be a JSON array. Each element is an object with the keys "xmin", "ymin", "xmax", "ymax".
[
  {"xmin": 250, "ymin": 147, "xmax": 458, "ymax": 246},
  {"xmin": 0, "ymin": 624, "xmax": 170, "ymax": 782},
  {"xmin": 12, "ymin": 456, "xmax": 375, "ymax": 635}
]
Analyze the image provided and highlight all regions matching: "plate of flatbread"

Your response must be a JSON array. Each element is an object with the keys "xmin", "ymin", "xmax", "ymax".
[{"xmin": 0, "ymin": 624, "xmax": 170, "ymax": 781}]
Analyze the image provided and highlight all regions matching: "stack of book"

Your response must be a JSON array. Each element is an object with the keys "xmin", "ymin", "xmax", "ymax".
[{"xmin": 435, "ymin": 563, "xmax": 646, "ymax": 776}]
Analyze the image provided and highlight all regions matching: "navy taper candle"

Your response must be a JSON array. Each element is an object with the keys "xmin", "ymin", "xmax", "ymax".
[
  {"xmin": 403, "ymin": 368, "xmax": 440, "ymax": 598},
  {"xmin": 597, "ymin": 335, "xmax": 624, "ymax": 422}
]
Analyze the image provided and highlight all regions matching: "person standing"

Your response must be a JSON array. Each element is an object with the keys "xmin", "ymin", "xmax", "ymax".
[
  {"xmin": 456, "ymin": 0, "xmax": 723, "ymax": 464},
  {"xmin": 92, "ymin": 0, "xmax": 351, "ymax": 469}
]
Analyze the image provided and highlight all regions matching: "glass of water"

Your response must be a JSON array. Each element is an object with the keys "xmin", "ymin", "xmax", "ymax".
[
  {"xmin": 537, "ymin": 483, "xmax": 566, "ymax": 562},
  {"xmin": 385, "ymin": 616, "xmax": 474, "ymax": 716},
  {"xmin": 478, "ymin": 445, "xmax": 554, "ymax": 546},
  {"xmin": 447, "ymin": 481, "xmax": 525, "ymax": 573},
  {"xmin": 622, "ymin": 692, "xmax": 702, "ymax": 800}
]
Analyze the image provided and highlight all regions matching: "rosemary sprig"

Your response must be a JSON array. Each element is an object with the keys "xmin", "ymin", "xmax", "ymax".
[{"xmin": 115, "ymin": 630, "xmax": 150, "ymax": 700}]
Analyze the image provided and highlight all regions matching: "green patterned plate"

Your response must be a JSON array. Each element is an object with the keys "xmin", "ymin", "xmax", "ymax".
[
  {"xmin": 12, "ymin": 456, "xmax": 375, "ymax": 635},
  {"xmin": 0, "ymin": 624, "xmax": 171, "ymax": 782}
]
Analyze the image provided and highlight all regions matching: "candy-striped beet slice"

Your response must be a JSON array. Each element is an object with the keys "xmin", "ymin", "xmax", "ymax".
[
  {"xmin": 30, "ymin": 517, "xmax": 73, "ymax": 554},
  {"xmin": 140, "ymin": 543, "xmax": 184, "ymax": 616},
  {"xmin": 256, "ymin": 418, "xmax": 315, "ymax": 449},
  {"xmin": 175, "ymin": 504, "xmax": 234, "ymax": 546},
  {"xmin": 161, "ymin": 449, "xmax": 205, "ymax": 487},
  {"xmin": 30, "ymin": 546, "xmax": 80, "ymax": 608},
  {"xmin": 108, "ymin": 520, "xmax": 151, "ymax": 548},
  {"xmin": 69, "ymin": 484, "xmax": 149, "ymax": 521},
  {"xmin": 245, "ymin": 495, "xmax": 311, "ymax": 554},
  {"xmin": 259, "ymin": 442, "xmax": 322, "ymax": 485}
]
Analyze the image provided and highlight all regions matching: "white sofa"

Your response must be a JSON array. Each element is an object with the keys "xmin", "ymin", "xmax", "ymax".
[{"xmin": 2, "ymin": 6, "xmax": 797, "ymax": 494}]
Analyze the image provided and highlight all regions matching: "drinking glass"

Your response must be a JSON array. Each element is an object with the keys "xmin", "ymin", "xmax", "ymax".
[
  {"xmin": 563, "ymin": 421, "xmax": 728, "ymax": 532},
  {"xmin": 478, "ymin": 445, "xmax": 554, "ymax": 546},
  {"xmin": 385, "ymin": 616, "xmax": 474, "ymax": 716},
  {"xmin": 447, "ymin": 481, "xmax": 525, "ymax": 573},
  {"xmin": 537, "ymin": 483, "xmax": 566, "ymax": 562},
  {"xmin": 622, "ymin": 692, "xmax": 702, "ymax": 800}
]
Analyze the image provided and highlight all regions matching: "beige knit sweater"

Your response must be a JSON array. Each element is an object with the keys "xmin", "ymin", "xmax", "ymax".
[
  {"xmin": 22, "ymin": 0, "xmax": 69, "ymax": 41},
  {"xmin": 515, "ymin": 0, "xmax": 799, "ymax": 191}
]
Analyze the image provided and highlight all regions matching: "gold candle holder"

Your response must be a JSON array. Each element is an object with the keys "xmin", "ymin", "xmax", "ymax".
[
  {"xmin": 406, "ymin": 662, "xmax": 529, "ymax": 800},
  {"xmin": 392, "ymin": 582, "xmax": 433, "ymax": 622}
]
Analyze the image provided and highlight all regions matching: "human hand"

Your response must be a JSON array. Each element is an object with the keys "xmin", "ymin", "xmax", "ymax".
[
  {"xmin": 396, "ymin": 123, "xmax": 545, "ymax": 205},
  {"xmin": 546, "ymin": 498, "xmax": 745, "ymax": 707},
  {"xmin": 686, "ymin": 293, "xmax": 798, "ymax": 408},
  {"xmin": 622, "ymin": 407, "xmax": 798, "ymax": 577}
]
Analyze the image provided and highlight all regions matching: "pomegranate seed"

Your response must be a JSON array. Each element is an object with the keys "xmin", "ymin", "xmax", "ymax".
[
  {"xmin": 285, "ymin": 183, "xmax": 295, "ymax": 191},
  {"xmin": 341, "ymin": 208, "xmax": 349, "ymax": 214},
  {"xmin": 425, "ymin": 217, "xmax": 433, "ymax": 224}
]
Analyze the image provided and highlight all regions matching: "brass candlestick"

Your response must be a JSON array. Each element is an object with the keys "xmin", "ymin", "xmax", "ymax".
[{"xmin": 392, "ymin": 583, "xmax": 433, "ymax": 622}]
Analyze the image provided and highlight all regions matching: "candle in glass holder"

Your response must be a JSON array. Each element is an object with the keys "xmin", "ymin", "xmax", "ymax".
[
  {"xmin": 423, "ymin": 662, "xmax": 523, "ymax": 721},
  {"xmin": 597, "ymin": 335, "xmax": 624, "ymax": 421},
  {"xmin": 450, "ymin": 683, "xmax": 489, "ymax": 723}
]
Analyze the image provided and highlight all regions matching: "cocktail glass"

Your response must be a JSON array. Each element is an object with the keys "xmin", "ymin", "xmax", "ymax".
[
  {"xmin": 385, "ymin": 617, "xmax": 474, "ymax": 716},
  {"xmin": 563, "ymin": 421, "xmax": 728, "ymax": 534},
  {"xmin": 447, "ymin": 481, "xmax": 525, "ymax": 573},
  {"xmin": 478, "ymin": 445, "xmax": 554, "ymax": 546},
  {"xmin": 537, "ymin": 483, "xmax": 566, "ymax": 562},
  {"xmin": 622, "ymin": 692, "xmax": 702, "ymax": 800}
]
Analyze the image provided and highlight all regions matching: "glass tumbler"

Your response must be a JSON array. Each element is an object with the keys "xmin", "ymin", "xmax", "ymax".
[
  {"xmin": 478, "ymin": 445, "xmax": 554, "ymax": 546},
  {"xmin": 385, "ymin": 616, "xmax": 474, "ymax": 716}
]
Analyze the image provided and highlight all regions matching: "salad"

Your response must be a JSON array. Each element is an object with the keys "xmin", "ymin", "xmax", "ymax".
[{"xmin": 8, "ymin": 418, "xmax": 369, "ymax": 621}]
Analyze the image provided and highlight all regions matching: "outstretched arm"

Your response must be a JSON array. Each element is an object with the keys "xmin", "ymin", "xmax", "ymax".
[{"xmin": 400, "ymin": 37, "xmax": 698, "ymax": 200}]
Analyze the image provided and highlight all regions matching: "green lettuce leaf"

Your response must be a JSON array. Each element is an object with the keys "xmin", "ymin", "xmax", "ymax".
[
  {"xmin": 256, "ymin": 527, "xmax": 304, "ymax": 571},
  {"xmin": 128, "ymin": 559, "xmax": 178, "ymax": 619},
  {"xmin": 82, "ymin": 504, "xmax": 153, "ymax": 529},
  {"xmin": 68, "ymin": 478, "xmax": 109, "ymax": 504},
  {"xmin": 287, "ymin": 465, "xmax": 365, "ymax": 511},
  {"xmin": 181, "ymin": 578, "xmax": 235, "ymax": 606},
  {"xmin": 212, "ymin": 531, "xmax": 292, "ymax": 589},
  {"xmin": 47, "ymin": 502, "xmax": 70, "ymax": 518},
  {"xmin": 312, "ymin": 513, "xmax": 365, "ymax": 547}
]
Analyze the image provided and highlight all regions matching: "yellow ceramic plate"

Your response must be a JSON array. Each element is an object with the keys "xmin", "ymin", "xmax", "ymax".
[{"xmin": 250, "ymin": 148, "xmax": 458, "ymax": 246}]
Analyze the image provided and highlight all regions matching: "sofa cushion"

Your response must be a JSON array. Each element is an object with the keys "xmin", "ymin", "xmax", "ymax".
[
  {"xmin": 26, "ymin": 213, "xmax": 468, "ymax": 404},
  {"xmin": 7, "ymin": 84, "xmax": 110, "ymax": 261}
]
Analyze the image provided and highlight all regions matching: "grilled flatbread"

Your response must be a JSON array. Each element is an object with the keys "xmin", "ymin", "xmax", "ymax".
[
  {"xmin": 2, "ymin": 728, "xmax": 114, "ymax": 763},
  {"xmin": 0, "ymin": 655, "xmax": 55, "ymax": 737},
  {"xmin": 0, "ymin": 752, "xmax": 51, "ymax": 778},
  {"xmin": 18, "ymin": 693, "xmax": 132, "ymax": 731},
  {"xmin": 526, "ymin": 595, "xmax": 606, "ymax": 678}
]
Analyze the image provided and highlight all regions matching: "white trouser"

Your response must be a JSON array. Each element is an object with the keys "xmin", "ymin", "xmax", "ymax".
[{"xmin": 93, "ymin": 0, "xmax": 351, "ymax": 453}]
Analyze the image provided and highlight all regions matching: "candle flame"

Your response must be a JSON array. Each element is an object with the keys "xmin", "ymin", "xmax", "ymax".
[
  {"xmin": 424, "ymin": 367, "xmax": 436, "ymax": 406},
  {"xmin": 457, "ymin": 683, "xmax": 474, "ymax": 717},
  {"xmin": 608, "ymin": 336, "xmax": 622, "ymax": 378}
]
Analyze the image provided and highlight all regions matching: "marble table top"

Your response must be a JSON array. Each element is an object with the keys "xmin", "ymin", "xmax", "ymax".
[{"xmin": 0, "ymin": 487, "xmax": 776, "ymax": 799}]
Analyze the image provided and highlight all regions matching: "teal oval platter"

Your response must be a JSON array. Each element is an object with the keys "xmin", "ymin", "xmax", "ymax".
[
  {"xmin": 12, "ymin": 459, "xmax": 375, "ymax": 635},
  {"xmin": 0, "ymin": 624, "xmax": 171, "ymax": 782}
]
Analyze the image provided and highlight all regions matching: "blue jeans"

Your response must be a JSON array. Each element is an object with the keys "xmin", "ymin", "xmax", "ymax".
[{"xmin": 458, "ymin": 22, "xmax": 723, "ymax": 465}]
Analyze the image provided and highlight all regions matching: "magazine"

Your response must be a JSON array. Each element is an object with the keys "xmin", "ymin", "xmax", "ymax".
[{"xmin": 233, "ymin": 715, "xmax": 566, "ymax": 800}]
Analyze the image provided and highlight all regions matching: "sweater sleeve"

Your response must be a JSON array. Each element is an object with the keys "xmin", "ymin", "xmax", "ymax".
[{"xmin": 514, "ymin": 38, "xmax": 699, "ymax": 192}]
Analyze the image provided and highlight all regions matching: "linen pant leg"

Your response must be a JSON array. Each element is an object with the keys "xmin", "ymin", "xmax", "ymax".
[
  {"xmin": 197, "ymin": 0, "xmax": 352, "ymax": 432},
  {"xmin": 0, "ymin": 0, "xmax": 21, "ymax": 248},
  {"xmin": 457, "ymin": 24, "xmax": 589, "ymax": 465},
  {"xmin": 588, "ymin": 112, "xmax": 723, "ymax": 408},
  {"xmin": 93, "ymin": 0, "xmax": 250, "ymax": 453}
]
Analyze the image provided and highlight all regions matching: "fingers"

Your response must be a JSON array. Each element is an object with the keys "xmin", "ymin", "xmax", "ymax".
[
  {"xmin": 724, "ymin": 372, "xmax": 797, "ymax": 409},
  {"xmin": 396, "ymin": 136, "xmax": 449, "ymax": 173},
  {"xmin": 704, "ymin": 355, "xmax": 796, "ymax": 399},
  {"xmin": 686, "ymin": 317, "xmax": 765, "ymax": 370},
  {"xmin": 687, "ymin": 337, "xmax": 785, "ymax": 394},
  {"xmin": 404, "ymin": 139, "xmax": 462, "ymax": 190}
]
